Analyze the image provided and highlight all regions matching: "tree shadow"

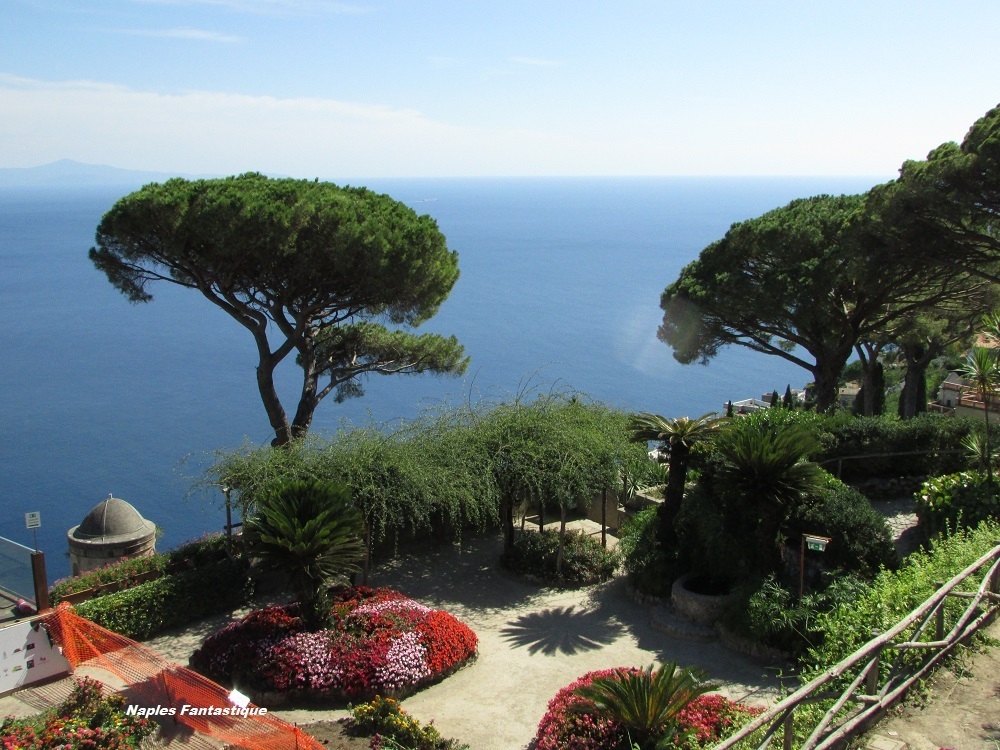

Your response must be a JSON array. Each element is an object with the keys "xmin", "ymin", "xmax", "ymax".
[
  {"xmin": 499, "ymin": 605, "xmax": 618, "ymax": 656},
  {"xmin": 367, "ymin": 533, "xmax": 549, "ymax": 619},
  {"xmin": 577, "ymin": 577, "xmax": 791, "ymax": 702}
]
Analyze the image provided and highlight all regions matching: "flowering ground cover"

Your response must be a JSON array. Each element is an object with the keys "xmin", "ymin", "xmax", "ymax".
[
  {"xmin": 190, "ymin": 586, "xmax": 477, "ymax": 703},
  {"xmin": 0, "ymin": 677, "xmax": 156, "ymax": 749},
  {"xmin": 530, "ymin": 668, "xmax": 764, "ymax": 750}
]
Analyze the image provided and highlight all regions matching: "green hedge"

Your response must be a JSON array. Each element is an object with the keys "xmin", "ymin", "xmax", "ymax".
[
  {"xmin": 699, "ymin": 409, "xmax": 978, "ymax": 482},
  {"xmin": 915, "ymin": 471, "xmax": 1000, "ymax": 537},
  {"xmin": 811, "ymin": 413, "xmax": 975, "ymax": 481},
  {"xmin": 51, "ymin": 532, "xmax": 239, "ymax": 603},
  {"xmin": 74, "ymin": 558, "xmax": 251, "ymax": 640}
]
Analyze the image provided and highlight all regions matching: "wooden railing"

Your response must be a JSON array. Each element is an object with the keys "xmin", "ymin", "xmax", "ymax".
[{"xmin": 713, "ymin": 542, "xmax": 1000, "ymax": 750}]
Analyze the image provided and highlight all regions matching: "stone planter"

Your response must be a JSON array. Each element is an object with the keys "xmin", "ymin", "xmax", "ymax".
[{"xmin": 670, "ymin": 573, "xmax": 735, "ymax": 626}]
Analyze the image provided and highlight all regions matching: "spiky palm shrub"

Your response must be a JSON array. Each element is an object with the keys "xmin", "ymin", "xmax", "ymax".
[
  {"xmin": 960, "ymin": 345, "xmax": 1000, "ymax": 483},
  {"xmin": 572, "ymin": 662, "xmax": 717, "ymax": 749},
  {"xmin": 243, "ymin": 479, "xmax": 366, "ymax": 630},
  {"xmin": 628, "ymin": 412, "xmax": 726, "ymax": 554},
  {"xmin": 714, "ymin": 422, "xmax": 824, "ymax": 575}
]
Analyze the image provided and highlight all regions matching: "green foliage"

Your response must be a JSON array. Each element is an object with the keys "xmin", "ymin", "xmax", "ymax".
[
  {"xmin": 618, "ymin": 507, "xmax": 682, "ymax": 597},
  {"xmin": 351, "ymin": 696, "xmax": 469, "ymax": 750},
  {"xmin": 50, "ymin": 555, "xmax": 168, "ymax": 602},
  {"xmin": 712, "ymin": 419, "xmax": 825, "ymax": 574},
  {"xmin": 74, "ymin": 558, "xmax": 251, "ymax": 640},
  {"xmin": 658, "ymin": 192, "xmax": 950, "ymax": 412},
  {"xmin": 803, "ymin": 520, "xmax": 1000, "ymax": 674},
  {"xmin": 723, "ymin": 574, "xmax": 869, "ymax": 655},
  {"xmin": 915, "ymin": 471, "xmax": 1000, "ymax": 537},
  {"xmin": 244, "ymin": 479, "xmax": 366, "ymax": 629},
  {"xmin": 786, "ymin": 474, "xmax": 897, "ymax": 577},
  {"xmin": 729, "ymin": 409, "xmax": 977, "ymax": 481},
  {"xmin": 502, "ymin": 529, "xmax": 619, "ymax": 587},
  {"xmin": 627, "ymin": 411, "xmax": 727, "ymax": 558},
  {"xmin": 673, "ymin": 414, "xmax": 894, "ymax": 588},
  {"xmin": 207, "ymin": 393, "xmax": 640, "ymax": 568},
  {"xmin": 571, "ymin": 663, "xmax": 717, "ymax": 748},
  {"xmin": 90, "ymin": 173, "xmax": 467, "ymax": 444},
  {"xmin": 50, "ymin": 532, "xmax": 238, "ymax": 603}
]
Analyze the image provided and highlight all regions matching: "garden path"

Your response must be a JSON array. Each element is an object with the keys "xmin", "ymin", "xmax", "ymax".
[
  {"xmin": 135, "ymin": 533, "xmax": 785, "ymax": 749},
  {"xmin": 253, "ymin": 534, "xmax": 784, "ymax": 750},
  {"xmin": 864, "ymin": 617, "xmax": 1000, "ymax": 750}
]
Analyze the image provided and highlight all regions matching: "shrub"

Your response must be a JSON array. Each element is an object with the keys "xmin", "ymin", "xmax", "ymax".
[
  {"xmin": 50, "ymin": 555, "xmax": 168, "ymax": 602},
  {"xmin": 812, "ymin": 413, "xmax": 976, "ymax": 481},
  {"xmin": 722, "ymin": 574, "xmax": 868, "ymax": 656},
  {"xmin": 350, "ymin": 696, "xmax": 468, "ymax": 750},
  {"xmin": 501, "ymin": 528, "xmax": 618, "ymax": 587},
  {"xmin": 530, "ymin": 668, "xmax": 763, "ymax": 750},
  {"xmin": 786, "ymin": 474, "xmax": 898, "ymax": 577},
  {"xmin": 915, "ymin": 471, "xmax": 1000, "ymax": 537},
  {"xmin": 572, "ymin": 663, "xmax": 717, "ymax": 747},
  {"xmin": 0, "ymin": 677, "xmax": 156, "ymax": 749},
  {"xmin": 75, "ymin": 557, "xmax": 251, "ymax": 640},
  {"xmin": 168, "ymin": 532, "xmax": 240, "ymax": 566},
  {"xmin": 190, "ymin": 587, "xmax": 477, "ymax": 702},
  {"xmin": 804, "ymin": 520, "xmax": 1000, "ymax": 674},
  {"xmin": 51, "ymin": 532, "xmax": 239, "ymax": 604},
  {"xmin": 618, "ymin": 507, "xmax": 683, "ymax": 597}
]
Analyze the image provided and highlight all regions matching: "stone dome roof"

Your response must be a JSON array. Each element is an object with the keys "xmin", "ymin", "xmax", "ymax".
[{"xmin": 68, "ymin": 495, "xmax": 156, "ymax": 544}]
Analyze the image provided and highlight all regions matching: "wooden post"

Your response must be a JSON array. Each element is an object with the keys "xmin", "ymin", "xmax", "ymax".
[
  {"xmin": 30, "ymin": 551, "xmax": 50, "ymax": 612},
  {"xmin": 601, "ymin": 488, "xmax": 607, "ymax": 548},
  {"xmin": 799, "ymin": 534, "xmax": 806, "ymax": 601},
  {"xmin": 866, "ymin": 632, "xmax": 881, "ymax": 696},
  {"xmin": 935, "ymin": 581, "xmax": 945, "ymax": 640},
  {"xmin": 783, "ymin": 709, "xmax": 795, "ymax": 750},
  {"xmin": 991, "ymin": 546, "xmax": 1000, "ymax": 595}
]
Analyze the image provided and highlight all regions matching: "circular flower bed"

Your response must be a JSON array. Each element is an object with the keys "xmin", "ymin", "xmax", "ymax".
[
  {"xmin": 190, "ymin": 587, "xmax": 477, "ymax": 704},
  {"xmin": 531, "ymin": 668, "xmax": 763, "ymax": 750}
]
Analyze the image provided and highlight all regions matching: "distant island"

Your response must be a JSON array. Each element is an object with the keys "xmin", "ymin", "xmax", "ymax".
[{"xmin": 0, "ymin": 159, "xmax": 213, "ymax": 188}]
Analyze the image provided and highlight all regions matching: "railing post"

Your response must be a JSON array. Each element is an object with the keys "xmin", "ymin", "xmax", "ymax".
[
  {"xmin": 992, "ymin": 545, "xmax": 1000, "ymax": 595},
  {"xmin": 783, "ymin": 709, "xmax": 795, "ymax": 750},
  {"xmin": 935, "ymin": 581, "xmax": 945, "ymax": 640},
  {"xmin": 866, "ymin": 632, "xmax": 881, "ymax": 696}
]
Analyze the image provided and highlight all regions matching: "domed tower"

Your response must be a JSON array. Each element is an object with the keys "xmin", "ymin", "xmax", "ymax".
[{"xmin": 67, "ymin": 494, "xmax": 157, "ymax": 576}]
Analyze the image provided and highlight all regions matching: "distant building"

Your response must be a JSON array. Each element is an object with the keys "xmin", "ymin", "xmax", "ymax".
[
  {"xmin": 929, "ymin": 371, "xmax": 1000, "ymax": 420},
  {"xmin": 67, "ymin": 495, "xmax": 157, "ymax": 576},
  {"xmin": 726, "ymin": 387, "xmax": 806, "ymax": 415},
  {"xmin": 838, "ymin": 382, "xmax": 861, "ymax": 408}
]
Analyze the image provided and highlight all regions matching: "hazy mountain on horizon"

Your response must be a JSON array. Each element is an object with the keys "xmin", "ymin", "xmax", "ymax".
[{"xmin": 0, "ymin": 159, "xmax": 214, "ymax": 187}]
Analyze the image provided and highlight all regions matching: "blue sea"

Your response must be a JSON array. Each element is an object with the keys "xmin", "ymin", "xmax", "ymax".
[{"xmin": 0, "ymin": 176, "xmax": 881, "ymax": 580}]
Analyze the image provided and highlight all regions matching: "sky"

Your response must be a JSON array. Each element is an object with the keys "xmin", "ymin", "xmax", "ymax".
[{"xmin": 2, "ymin": 1, "xmax": 999, "ymax": 179}]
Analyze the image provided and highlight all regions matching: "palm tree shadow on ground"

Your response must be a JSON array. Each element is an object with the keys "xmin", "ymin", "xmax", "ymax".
[{"xmin": 499, "ymin": 604, "xmax": 619, "ymax": 656}]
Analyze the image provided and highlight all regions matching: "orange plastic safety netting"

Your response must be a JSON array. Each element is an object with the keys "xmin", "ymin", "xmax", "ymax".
[{"xmin": 39, "ymin": 603, "xmax": 323, "ymax": 750}]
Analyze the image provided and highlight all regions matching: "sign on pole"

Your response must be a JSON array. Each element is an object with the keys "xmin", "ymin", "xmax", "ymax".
[
  {"xmin": 805, "ymin": 535, "xmax": 830, "ymax": 552},
  {"xmin": 25, "ymin": 512, "xmax": 41, "ymax": 530}
]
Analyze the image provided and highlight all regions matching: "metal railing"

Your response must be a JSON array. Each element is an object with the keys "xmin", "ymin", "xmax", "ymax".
[{"xmin": 713, "ymin": 542, "xmax": 1000, "ymax": 750}]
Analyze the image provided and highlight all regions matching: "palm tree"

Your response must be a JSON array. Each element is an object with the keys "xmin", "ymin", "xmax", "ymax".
[
  {"xmin": 628, "ymin": 412, "xmax": 726, "ymax": 550},
  {"xmin": 572, "ymin": 662, "xmax": 717, "ymax": 749},
  {"xmin": 713, "ymin": 422, "xmax": 824, "ymax": 574},
  {"xmin": 959, "ymin": 345, "xmax": 1000, "ymax": 483},
  {"xmin": 243, "ymin": 479, "xmax": 366, "ymax": 630}
]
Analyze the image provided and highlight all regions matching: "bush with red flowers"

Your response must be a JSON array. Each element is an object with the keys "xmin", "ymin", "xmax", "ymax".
[
  {"xmin": 0, "ymin": 677, "xmax": 156, "ymax": 749},
  {"xmin": 190, "ymin": 587, "xmax": 477, "ymax": 703},
  {"xmin": 530, "ymin": 668, "xmax": 763, "ymax": 750}
]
